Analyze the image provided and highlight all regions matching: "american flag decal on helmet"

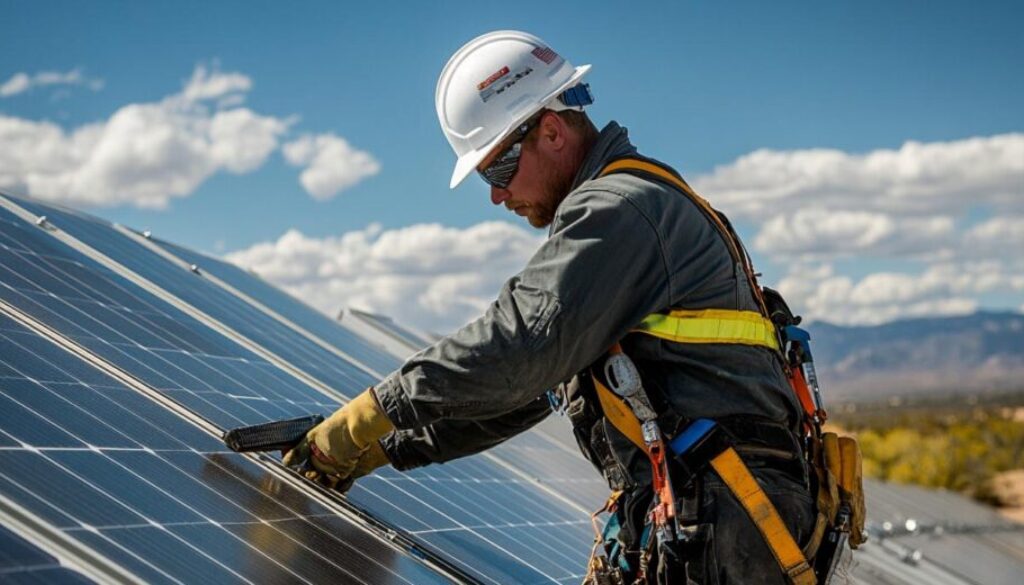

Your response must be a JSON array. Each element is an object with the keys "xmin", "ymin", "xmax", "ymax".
[{"xmin": 531, "ymin": 46, "xmax": 558, "ymax": 64}]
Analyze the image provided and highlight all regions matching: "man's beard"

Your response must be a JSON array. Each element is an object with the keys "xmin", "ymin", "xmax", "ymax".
[{"xmin": 526, "ymin": 163, "xmax": 573, "ymax": 228}]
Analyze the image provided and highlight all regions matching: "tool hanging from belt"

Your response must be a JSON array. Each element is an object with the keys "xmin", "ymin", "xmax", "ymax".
[{"xmin": 602, "ymin": 344, "xmax": 679, "ymax": 546}]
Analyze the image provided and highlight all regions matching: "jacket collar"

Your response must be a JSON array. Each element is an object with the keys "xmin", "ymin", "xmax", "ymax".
[{"xmin": 570, "ymin": 121, "xmax": 638, "ymax": 191}]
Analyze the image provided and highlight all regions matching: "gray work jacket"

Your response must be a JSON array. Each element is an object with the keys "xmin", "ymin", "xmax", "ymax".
[{"xmin": 376, "ymin": 122, "xmax": 800, "ymax": 470}]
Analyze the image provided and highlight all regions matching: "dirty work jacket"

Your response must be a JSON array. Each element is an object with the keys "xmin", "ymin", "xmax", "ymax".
[{"xmin": 375, "ymin": 122, "xmax": 801, "ymax": 470}]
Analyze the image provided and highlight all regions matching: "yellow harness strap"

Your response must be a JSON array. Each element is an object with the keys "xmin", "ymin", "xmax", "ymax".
[
  {"xmin": 593, "ymin": 376, "xmax": 647, "ymax": 452},
  {"xmin": 634, "ymin": 308, "xmax": 780, "ymax": 350},
  {"xmin": 711, "ymin": 448, "xmax": 817, "ymax": 585}
]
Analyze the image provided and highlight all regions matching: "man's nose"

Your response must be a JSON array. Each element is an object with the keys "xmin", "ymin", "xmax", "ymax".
[{"xmin": 490, "ymin": 186, "xmax": 511, "ymax": 206}]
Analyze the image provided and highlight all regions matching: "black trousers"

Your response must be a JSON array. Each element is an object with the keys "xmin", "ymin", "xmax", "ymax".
[{"xmin": 618, "ymin": 465, "xmax": 816, "ymax": 585}]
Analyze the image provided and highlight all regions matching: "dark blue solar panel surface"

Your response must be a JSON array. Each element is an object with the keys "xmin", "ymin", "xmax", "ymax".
[
  {"xmin": 350, "ymin": 454, "xmax": 591, "ymax": 584},
  {"xmin": 486, "ymin": 418, "xmax": 609, "ymax": 512},
  {"xmin": 148, "ymin": 236, "xmax": 402, "ymax": 375},
  {"xmin": 0, "ymin": 204, "xmax": 349, "ymax": 431},
  {"xmin": 12, "ymin": 196, "xmax": 380, "ymax": 395},
  {"xmin": 0, "ymin": 523, "xmax": 94, "ymax": 583},
  {"xmin": 0, "ymin": 311, "xmax": 448, "ymax": 584},
  {"xmin": 1, "ymin": 194, "xmax": 597, "ymax": 583}
]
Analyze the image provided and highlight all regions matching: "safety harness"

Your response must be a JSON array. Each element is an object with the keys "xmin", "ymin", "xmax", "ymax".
[{"xmin": 582, "ymin": 159, "xmax": 864, "ymax": 585}]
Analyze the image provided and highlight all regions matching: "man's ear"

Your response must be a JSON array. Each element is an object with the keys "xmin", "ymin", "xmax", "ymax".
[{"xmin": 538, "ymin": 112, "xmax": 567, "ymax": 152}]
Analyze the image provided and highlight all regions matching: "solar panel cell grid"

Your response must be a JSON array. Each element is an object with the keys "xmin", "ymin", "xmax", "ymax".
[
  {"xmin": 11, "ymin": 197, "xmax": 381, "ymax": 394},
  {"xmin": 149, "ymin": 236, "xmax": 403, "ymax": 375},
  {"xmin": 0, "ymin": 312, "xmax": 450, "ymax": 585},
  {"xmin": 0, "ymin": 205, "xmax": 343, "ymax": 431}
]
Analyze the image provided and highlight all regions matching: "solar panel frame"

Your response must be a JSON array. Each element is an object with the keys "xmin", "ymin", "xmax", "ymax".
[
  {"xmin": 0, "ymin": 495, "xmax": 130, "ymax": 584},
  {"xmin": 345, "ymin": 308, "xmax": 438, "ymax": 353}
]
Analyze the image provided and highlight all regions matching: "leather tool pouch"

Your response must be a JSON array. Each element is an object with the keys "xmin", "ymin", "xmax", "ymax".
[
  {"xmin": 823, "ymin": 433, "xmax": 866, "ymax": 547},
  {"xmin": 566, "ymin": 371, "xmax": 646, "ymax": 491}
]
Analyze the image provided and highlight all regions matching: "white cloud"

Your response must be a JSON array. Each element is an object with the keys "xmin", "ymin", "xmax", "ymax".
[
  {"xmin": 776, "ymin": 261, "xmax": 1023, "ymax": 325},
  {"xmin": 283, "ymin": 134, "xmax": 380, "ymax": 200},
  {"xmin": 226, "ymin": 221, "xmax": 544, "ymax": 333},
  {"xmin": 0, "ymin": 64, "xmax": 378, "ymax": 208},
  {"xmin": 695, "ymin": 134, "xmax": 1024, "ymax": 220},
  {"xmin": 0, "ymin": 64, "xmax": 290, "ymax": 209},
  {"xmin": 1, "ymin": 68, "xmax": 104, "ymax": 98},
  {"xmin": 181, "ymin": 64, "xmax": 251, "ymax": 102},
  {"xmin": 690, "ymin": 134, "xmax": 1024, "ymax": 325},
  {"xmin": 964, "ymin": 215, "xmax": 1024, "ymax": 258},
  {"xmin": 753, "ymin": 209, "xmax": 955, "ymax": 259},
  {"xmin": 0, "ymin": 73, "xmax": 31, "ymax": 97}
]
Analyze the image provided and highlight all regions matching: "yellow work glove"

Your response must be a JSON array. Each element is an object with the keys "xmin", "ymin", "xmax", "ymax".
[
  {"xmin": 336, "ymin": 439, "xmax": 392, "ymax": 493},
  {"xmin": 282, "ymin": 389, "xmax": 394, "ymax": 490}
]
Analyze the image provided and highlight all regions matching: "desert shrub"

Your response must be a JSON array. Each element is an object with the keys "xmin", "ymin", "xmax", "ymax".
[{"xmin": 829, "ymin": 400, "xmax": 1024, "ymax": 502}]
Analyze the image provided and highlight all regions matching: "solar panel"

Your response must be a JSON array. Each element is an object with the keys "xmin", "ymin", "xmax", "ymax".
[
  {"xmin": 486, "ymin": 417, "xmax": 609, "ymax": 511},
  {"xmin": 0, "ymin": 311, "xmax": 451, "ymax": 584},
  {"xmin": 0, "ymin": 203, "xmax": 347, "ymax": 431},
  {"xmin": 0, "ymin": 192, "xmax": 597, "ymax": 583}
]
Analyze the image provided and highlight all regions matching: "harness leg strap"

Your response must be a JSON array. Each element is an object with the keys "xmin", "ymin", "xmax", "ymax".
[{"xmin": 710, "ymin": 447, "xmax": 816, "ymax": 585}]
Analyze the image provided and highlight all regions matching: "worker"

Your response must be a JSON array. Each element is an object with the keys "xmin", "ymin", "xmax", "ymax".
[{"xmin": 284, "ymin": 30, "xmax": 818, "ymax": 584}]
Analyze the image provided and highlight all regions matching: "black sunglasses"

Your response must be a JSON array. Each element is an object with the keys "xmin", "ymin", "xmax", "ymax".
[{"xmin": 477, "ymin": 116, "xmax": 541, "ymax": 189}]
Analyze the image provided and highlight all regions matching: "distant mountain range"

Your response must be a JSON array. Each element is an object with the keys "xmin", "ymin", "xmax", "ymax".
[{"xmin": 805, "ymin": 311, "xmax": 1024, "ymax": 403}]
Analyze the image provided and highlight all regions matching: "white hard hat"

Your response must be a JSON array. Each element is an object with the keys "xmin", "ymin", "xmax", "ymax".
[{"xmin": 436, "ymin": 30, "xmax": 592, "ymax": 189}]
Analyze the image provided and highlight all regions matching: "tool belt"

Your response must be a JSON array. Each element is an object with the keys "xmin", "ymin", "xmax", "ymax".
[
  {"xmin": 577, "ymin": 158, "xmax": 866, "ymax": 585},
  {"xmin": 566, "ymin": 383, "xmax": 804, "ymax": 492}
]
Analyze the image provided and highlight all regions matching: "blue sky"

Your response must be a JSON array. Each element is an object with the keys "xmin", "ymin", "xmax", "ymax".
[{"xmin": 2, "ymin": 1, "xmax": 1021, "ymax": 331}]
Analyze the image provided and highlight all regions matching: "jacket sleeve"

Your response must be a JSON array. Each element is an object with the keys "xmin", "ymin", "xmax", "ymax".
[
  {"xmin": 373, "ymin": 187, "xmax": 671, "ymax": 430},
  {"xmin": 379, "ymin": 395, "xmax": 551, "ymax": 470}
]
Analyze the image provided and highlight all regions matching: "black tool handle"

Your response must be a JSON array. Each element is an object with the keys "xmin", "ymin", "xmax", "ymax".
[{"xmin": 222, "ymin": 414, "xmax": 324, "ymax": 453}]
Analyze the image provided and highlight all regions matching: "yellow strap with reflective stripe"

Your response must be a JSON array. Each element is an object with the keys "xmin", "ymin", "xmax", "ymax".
[
  {"xmin": 633, "ymin": 308, "xmax": 780, "ymax": 351},
  {"xmin": 711, "ymin": 448, "xmax": 817, "ymax": 585}
]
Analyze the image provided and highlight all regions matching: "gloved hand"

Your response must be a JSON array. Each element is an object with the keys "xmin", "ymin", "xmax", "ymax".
[
  {"xmin": 336, "ymin": 438, "xmax": 391, "ymax": 492},
  {"xmin": 282, "ymin": 389, "xmax": 394, "ymax": 490}
]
